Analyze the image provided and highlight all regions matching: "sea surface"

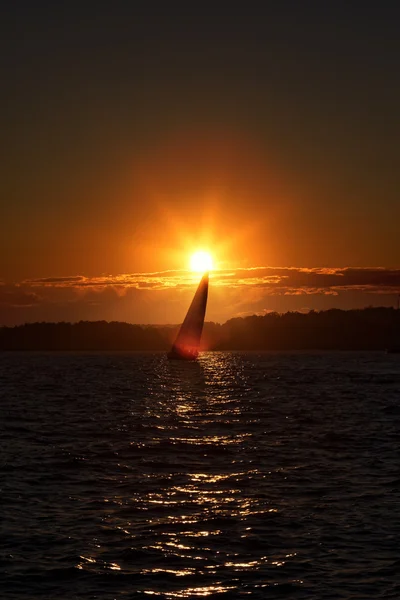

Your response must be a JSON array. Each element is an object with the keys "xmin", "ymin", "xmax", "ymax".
[{"xmin": 1, "ymin": 351, "xmax": 400, "ymax": 599}]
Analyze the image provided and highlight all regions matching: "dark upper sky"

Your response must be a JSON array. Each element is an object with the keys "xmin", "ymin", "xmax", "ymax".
[{"xmin": 1, "ymin": 3, "xmax": 399, "ymax": 285}]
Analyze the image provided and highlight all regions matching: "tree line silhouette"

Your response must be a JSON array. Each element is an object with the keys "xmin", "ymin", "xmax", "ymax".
[{"xmin": 1, "ymin": 307, "xmax": 399, "ymax": 351}]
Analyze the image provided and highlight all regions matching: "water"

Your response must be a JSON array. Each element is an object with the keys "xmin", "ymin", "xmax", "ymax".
[{"xmin": 1, "ymin": 351, "xmax": 400, "ymax": 599}]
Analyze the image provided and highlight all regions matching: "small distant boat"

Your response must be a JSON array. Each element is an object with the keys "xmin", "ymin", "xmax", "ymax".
[{"xmin": 167, "ymin": 272, "xmax": 209, "ymax": 360}]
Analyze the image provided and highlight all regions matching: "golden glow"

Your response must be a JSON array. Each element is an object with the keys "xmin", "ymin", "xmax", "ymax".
[{"xmin": 190, "ymin": 251, "xmax": 213, "ymax": 273}]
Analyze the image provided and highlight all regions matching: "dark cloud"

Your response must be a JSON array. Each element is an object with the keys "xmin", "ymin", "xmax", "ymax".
[
  {"xmin": 25, "ymin": 276, "xmax": 86, "ymax": 284},
  {"xmin": 217, "ymin": 267, "xmax": 400, "ymax": 293},
  {"xmin": 1, "ymin": 267, "xmax": 399, "ymax": 326},
  {"xmin": 21, "ymin": 267, "xmax": 400, "ymax": 293},
  {"xmin": 23, "ymin": 271, "xmax": 187, "ymax": 290},
  {"xmin": 0, "ymin": 286, "xmax": 41, "ymax": 307}
]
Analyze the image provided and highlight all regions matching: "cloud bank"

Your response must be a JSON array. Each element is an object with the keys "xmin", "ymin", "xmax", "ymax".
[
  {"xmin": 1, "ymin": 267, "xmax": 399, "ymax": 326},
  {"xmin": 22, "ymin": 266, "xmax": 400, "ymax": 293}
]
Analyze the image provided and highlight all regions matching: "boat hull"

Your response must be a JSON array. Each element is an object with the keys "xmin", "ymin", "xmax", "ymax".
[{"xmin": 167, "ymin": 347, "xmax": 199, "ymax": 361}]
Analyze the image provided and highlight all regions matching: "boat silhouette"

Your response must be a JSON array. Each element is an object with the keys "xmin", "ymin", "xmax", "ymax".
[{"xmin": 167, "ymin": 272, "xmax": 209, "ymax": 360}]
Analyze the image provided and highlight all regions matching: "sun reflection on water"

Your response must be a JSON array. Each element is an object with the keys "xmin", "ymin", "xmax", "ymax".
[
  {"xmin": 143, "ymin": 586, "xmax": 237, "ymax": 597},
  {"xmin": 75, "ymin": 352, "xmax": 295, "ymax": 597}
]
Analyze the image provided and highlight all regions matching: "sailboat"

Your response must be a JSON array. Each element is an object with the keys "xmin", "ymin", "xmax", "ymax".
[{"xmin": 167, "ymin": 272, "xmax": 209, "ymax": 360}]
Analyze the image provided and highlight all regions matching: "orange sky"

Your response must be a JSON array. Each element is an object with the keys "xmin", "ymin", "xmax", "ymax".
[
  {"xmin": 3, "ymin": 126, "xmax": 399, "ymax": 279},
  {"xmin": 1, "ymin": 5, "xmax": 399, "ymax": 325}
]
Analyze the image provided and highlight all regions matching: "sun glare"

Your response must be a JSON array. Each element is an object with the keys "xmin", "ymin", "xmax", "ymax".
[{"xmin": 190, "ymin": 251, "xmax": 213, "ymax": 273}]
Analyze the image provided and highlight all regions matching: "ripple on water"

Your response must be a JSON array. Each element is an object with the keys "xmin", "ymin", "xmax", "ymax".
[{"xmin": 1, "ymin": 351, "xmax": 399, "ymax": 598}]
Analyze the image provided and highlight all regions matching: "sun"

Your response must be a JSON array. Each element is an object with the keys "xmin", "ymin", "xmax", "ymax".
[{"xmin": 190, "ymin": 251, "xmax": 213, "ymax": 273}]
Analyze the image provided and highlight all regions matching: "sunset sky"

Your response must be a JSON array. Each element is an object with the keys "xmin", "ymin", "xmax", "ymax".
[{"xmin": 1, "ymin": 3, "xmax": 399, "ymax": 325}]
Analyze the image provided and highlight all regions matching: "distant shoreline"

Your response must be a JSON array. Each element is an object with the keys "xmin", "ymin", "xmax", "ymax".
[
  {"xmin": 0, "ymin": 348, "xmax": 400, "ymax": 356},
  {"xmin": 1, "ymin": 307, "xmax": 399, "ymax": 351}
]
